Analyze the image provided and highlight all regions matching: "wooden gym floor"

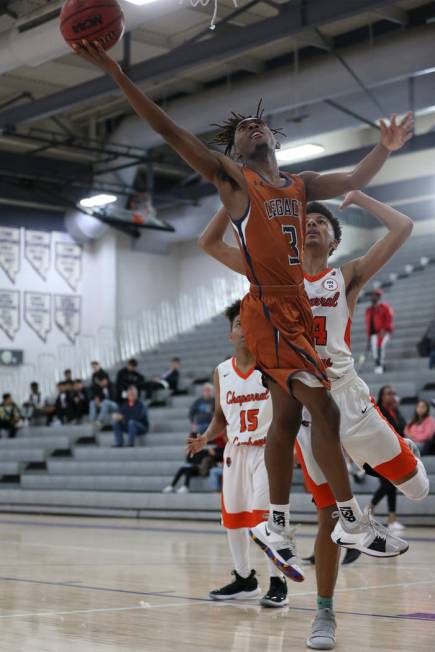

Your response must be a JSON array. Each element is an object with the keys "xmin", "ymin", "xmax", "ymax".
[{"xmin": 0, "ymin": 515, "xmax": 434, "ymax": 651}]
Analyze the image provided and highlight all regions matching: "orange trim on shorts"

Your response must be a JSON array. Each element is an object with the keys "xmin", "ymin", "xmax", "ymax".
[
  {"xmin": 294, "ymin": 440, "xmax": 336, "ymax": 510},
  {"xmin": 370, "ymin": 398, "xmax": 417, "ymax": 481},
  {"xmin": 221, "ymin": 495, "xmax": 268, "ymax": 529},
  {"xmin": 304, "ymin": 268, "xmax": 332, "ymax": 283},
  {"xmin": 231, "ymin": 356, "xmax": 256, "ymax": 380},
  {"xmin": 344, "ymin": 317, "xmax": 352, "ymax": 350}
]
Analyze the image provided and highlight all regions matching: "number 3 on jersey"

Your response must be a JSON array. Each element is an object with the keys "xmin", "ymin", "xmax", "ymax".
[
  {"xmin": 313, "ymin": 315, "xmax": 328, "ymax": 346},
  {"xmin": 240, "ymin": 409, "xmax": 259, "ymax": 433},
  {"xmin": 282, "ymin": 225, "xmax": 300, "ymax": 265}
]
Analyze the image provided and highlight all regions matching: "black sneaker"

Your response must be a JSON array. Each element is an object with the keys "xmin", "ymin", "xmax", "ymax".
[
  {"xmin": 260, "ymin": 577, "xmax": 288, "ymax": 608},
  {"xmin": 342, "ymin": 548, "xmax": 361, "ymax": 565},
  {"xmin": 209, "ymin": 570, "xmax": 261, "ymax": 601},
  {"xmin": 302, "ymin": 553, "xmax": 316, "ymax": 566}
]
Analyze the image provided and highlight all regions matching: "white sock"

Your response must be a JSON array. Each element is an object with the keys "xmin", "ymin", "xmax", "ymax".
[
  {"xmin": 267, "ymin": 556, "xmax": 284, "ymax": 579},
  {"xmin": 336, "ymin": 497, "xmax": 363, "ymax": 528},
  {"xmin": 227, "ymin": 529, "xmax": 251, "ymax": 578},
  {"xmin": 269, "ymin": 504, "xmax": 290, "ymax": 531}
]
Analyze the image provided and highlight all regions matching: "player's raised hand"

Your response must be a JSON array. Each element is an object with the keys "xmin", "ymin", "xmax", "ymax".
[
  {"xmin": 339, "ymin": 190, "xmax": 364, "ymax": 210},
  {"xmin": 72, "ymin": 39, "xmax": 122, "ymax": 78},
  {"xmin": 186, "ymin": 433, "xmax": 207, "ymax": 457},
  {"xmin": 379, "ymin": 112, "xmax": 414, "ymax": 151}
]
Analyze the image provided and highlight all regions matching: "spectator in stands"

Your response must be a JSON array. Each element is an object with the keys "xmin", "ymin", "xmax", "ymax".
[
  {"xmin": 116, "ymin": 358, "xmax": 145, "ymax": 402},
  {"xmin": 144, "ymin": 357, "xmax": 181, "ymax": 400},
  {"xmin": 208, "ymin": 431, "xmax": 226, "ymax": 492},
  {"xmin": 68, "ymin": 379, "xmax": 89, "ymax": 423},
  {"xmin": 91, "ymin": 361, "xmax": 110, "ymax": 390},
  {"xmin": 52, "ymin": 381, "xmax": 72, "ymax": 425},
  {"xmin": 90, "ymin": 376, "xmax": 118, "ymax": 428},
  {"xmin": 405, "ymin": 400, "xmax": 435, "ymax": 455},
  {"xmin": 423, "ymin": 317, "xmax": 435, "ymax": 369},
  {"xmin": 22, "ymin": 382, "xmax": 46, "ymax": 425},
  {"xmin": 369, "ymin": 385, "xmax": 406, "ymax": 531},
  {"xmin": 0, "ymin": 393, "xmax": 21, "ymax": 438},
  {"xmin": 64, "ymin": 369, "xmax": 73, "ymax": 384},
  {"xmin": 112, "ymin": 385, "xmax": 149, "ymax": 447},
  {"xmin": 366, "ymin": 289, "xmax": 394, "ymax": 374},
  {"xmin": 189, "ymin": 383, "xmax": 214, "ymax": 434},
  {"xmin": 162, "ymin": 446, "xmax": 211, "ymax": 493}
]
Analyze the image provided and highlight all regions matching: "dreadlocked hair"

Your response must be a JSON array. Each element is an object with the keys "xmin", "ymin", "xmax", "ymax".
[{"xmin": 209, "ymin": 99, "xmax": 286, "ymax": 157}]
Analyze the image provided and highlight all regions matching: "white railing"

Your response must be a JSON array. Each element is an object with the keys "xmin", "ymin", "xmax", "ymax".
[{"xmin": 0, "ymin": 274, "xmax": 249, "ymax": 404}]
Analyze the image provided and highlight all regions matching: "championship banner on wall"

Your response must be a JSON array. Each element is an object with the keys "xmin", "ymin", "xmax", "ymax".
[
  {"xmin": 55, "ymin": 242, "xmax": 82, "ymax": 291},
  {"xmin": 24, "ymin": 292, "xmax": 51, "ymax": 342},
  {"xmin": 0, "ymin": 289, "xmax": 20, "ymax": 340},
  {"xmin": 25, "ymin": 231, "xmax": 51, "ymax": 281},
  {"xmin": 54, "ymin": 294, "xmax": 81, "ymax": 343},
  {"xmin": 0, "ymin": 227, "xmax": 20, "ymax": 283}
]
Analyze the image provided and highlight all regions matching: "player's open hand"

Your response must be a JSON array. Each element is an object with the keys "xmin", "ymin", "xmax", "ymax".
[
  {"xmin": 72, "ymin": 39, "xmax": 122, "ymax": 78},
  {"xmin": 379, "ymin": 112, "xmax": 414, "ymax": 151},
  {"xmin": 186, "ymin": 434, "xmax": 207, "ymax": 457},
  {"xmin": 339, "ymin": 190, "xmax": 364, "ymax": 210}
]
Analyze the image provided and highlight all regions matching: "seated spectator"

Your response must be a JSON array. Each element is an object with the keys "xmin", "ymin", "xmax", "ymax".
[
  {"xmin": 90, "ymin": 361, "xmax": 110, "ymax": 392},
  {"xmin": 162, "ymin": 447, "xmax": 211, "ymax": 494},
  {"xmin": 0, "ymin": 393, "xmax": 21, "ymax": 438},
  {"xmin": 116, "ymin": 358, "xmax": 145, "ymax": 402},
  {"xmin": 423, "ymin": 317, "xmax": 435, "ymax": 369},
  {"xmin": 189, "ymin": 383, "xmax": 214, "ymax": 434},
  {"xmin": 208, "ymin": 431, "xmax": 226, "ymax": 492},
  {"xmin": 68, "ymin": 379, "xmax": 89, "ymax": 423},
  {"xmin": 112, "ymin": 386, "xmax": 149, "ymax": 447},
  {"xmin": 50, "ymin": 381, "xmax": 71, "ymax": 425},
  {"xmin": 144, "ymin": 357, "xmax": 181, "ymax": 400},
  {"xmin": 405, "ymin": 400, "xmax": 435, "ymax": 455},
  {"xmin": 90, "ymin": 377, "xmax": 118, "ymax": 428},
  {"xmin": 22, "ymin": 382, "xmax": 46, "ymax": 425}
]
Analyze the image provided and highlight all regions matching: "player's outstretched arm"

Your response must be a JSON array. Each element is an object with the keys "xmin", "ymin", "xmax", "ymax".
[
  {"xmin": 73, "ymin": 41, "xmax": 247, "ymax": 216},
  {"xmin": 341, "ymin": 190, "xmax": 413, "ymax": 295},
  {"xmin": 186, "ymin": 368, "xmax": 227, "ymax": 457},
  {"xmin": 198, "ymin": 207, "xmax": 245, "ymax": 275},
  {"xmin": 301, "ymin": 113, "xmax": 414, "ymax": 201}
]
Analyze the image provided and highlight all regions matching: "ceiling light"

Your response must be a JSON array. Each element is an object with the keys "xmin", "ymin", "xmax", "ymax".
[
  {"xmin": 79, "ymin": 194, "xmax": 117, "ymax": 208},
  {"xmin": 276, "ymin": 143, "xmax": 325, "ymax": 164},
  {"xmin": 123, "ymin": 0, "xmax": 158, "ymax": 5}
]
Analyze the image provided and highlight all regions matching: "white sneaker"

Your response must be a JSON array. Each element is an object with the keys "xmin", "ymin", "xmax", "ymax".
[
  {"xmin": 331, "ymin": 511, "xmax": 408, "ymax": 558},
  {"xmin": 162, "ymin": 485, "xmax": 174, "ymax": 493},
  {"xmin": 374, "ymin": 365, "xmax": 384, "ymax": 374},
  {"xmin": 389, "ymin": 521, "xmax": 405, "ymax": 531},
  {"xmin": 249, "ymin": 521, "xmax": 304, "ymax": 582},
  {"xmin": 307, "ymin": 608, "xmax": 336, "ymax": 650},
  {"xmin": 177, "ymin": 485, "xmax": 189, "ymax": 494}
]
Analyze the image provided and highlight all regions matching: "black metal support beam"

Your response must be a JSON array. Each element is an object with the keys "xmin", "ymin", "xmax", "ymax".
[
  {"xmin": 324, "ymin": 99, "xmax": 380, "ymax": 129},
  {"xmin": 0, "ymin": 149, "xmax": 91, "ymax": 183},
  {"xmin": 0, "ymin": 0, "xmax": 398, "ymax": 127}
]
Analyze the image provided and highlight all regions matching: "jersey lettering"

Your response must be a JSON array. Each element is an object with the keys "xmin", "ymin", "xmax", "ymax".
[
  {"xmin": 240, "ymin": 409, "xmax": 259, "ymax": 433},
  {"xmin": 282, "ymin": 224, "xmax": 300, "ymax": 265},
  {"xmin": 313, "ymin": 315, "xmax": 327, "ymax": 346}
]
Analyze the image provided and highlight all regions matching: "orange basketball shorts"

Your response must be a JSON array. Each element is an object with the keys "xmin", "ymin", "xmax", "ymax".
[{"xmin": 240, "ymin": 283, "xmax": 330, "ymax": 393}]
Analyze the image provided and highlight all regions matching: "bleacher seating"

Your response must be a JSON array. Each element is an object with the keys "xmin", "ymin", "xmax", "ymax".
[{"xmin": 0, "ymin": 232, "xmax": 435, "ymax": 524}]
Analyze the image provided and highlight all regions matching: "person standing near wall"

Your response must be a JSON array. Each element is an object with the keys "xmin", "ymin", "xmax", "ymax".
[{"xmin": 366, "ymin": 290, "xmax": 394, "ymax": 374}]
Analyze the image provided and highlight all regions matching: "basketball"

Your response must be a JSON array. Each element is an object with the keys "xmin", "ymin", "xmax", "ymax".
[{"xmin": 59, "ymin": 0, "xmax": 125, "ymax": 51}]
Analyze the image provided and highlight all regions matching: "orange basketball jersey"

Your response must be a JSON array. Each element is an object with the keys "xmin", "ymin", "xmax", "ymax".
[{"xmin": 231, "ymin": 167, "xmax": 306, "ymax": 288}]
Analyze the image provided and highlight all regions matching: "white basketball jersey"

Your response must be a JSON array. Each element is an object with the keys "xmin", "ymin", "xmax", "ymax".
[
  {"xmin": 218, "ymin": 357, "xmax": 272, "ymax": 445},
  {"xmin": 303, "ymin": 268, "xmax": 355, "ymax": 381}
]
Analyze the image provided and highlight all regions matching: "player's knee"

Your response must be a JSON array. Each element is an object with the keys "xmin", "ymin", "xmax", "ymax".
[{"xmin": 397, "ymin": 459, "xmax": 429, "ymax": 501}]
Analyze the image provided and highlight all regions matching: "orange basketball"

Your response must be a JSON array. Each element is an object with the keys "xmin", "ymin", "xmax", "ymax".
[{"xmin": 60, "ymin": 0, "xmax": 125, "ymax": 51}]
